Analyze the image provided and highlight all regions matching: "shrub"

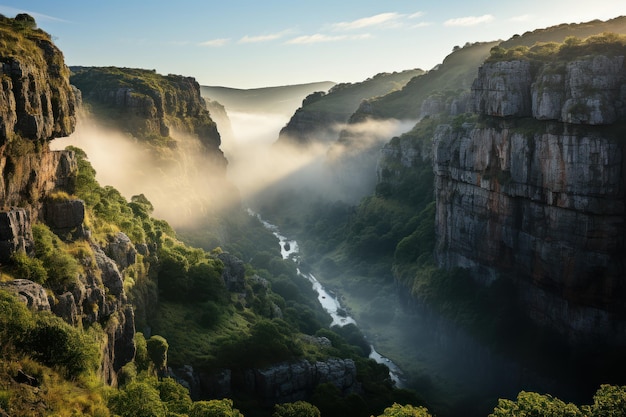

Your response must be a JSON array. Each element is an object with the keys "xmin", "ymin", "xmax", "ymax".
[
  {"xmin": 0, "ymin": 290, "xmax": 35, "ymax": 346},
  {"xmin": 134, "ymin": 332, "xmax": 150, "ymax": 372},
  {"xmin": 27, "ymin": 313, "xmax": 100, "ymax": 378},
  {"xmin": 31, "ymin": 223, "xmax": 79, "ymax": 288},
  {"xmin": 273, "ymin": 401, "xmax": 321, "ymax": 417},
  {"xmin": 188, "ymin": 399, "xmax": 243, "ymax": 417},
  {"xmin": 108, "ymin": 380, "xmax": 167, "ymax": 417},
  {"xmin": 490, "ymin": 391, "xmax": 581, "ymax": 417},
  {"xmin": 157, "ymin": 377, "xmax": 192, "ymax": 415},
  {"xmin": 377, "ymin": 403, "xmax": 433, "ymax": 417},
  {"xmin": 9, "ymin": 250, "xmax": 48, "ymax": 283},
  {"xmin": 146, "ymin": 335, "xmax": 169, "ymax": 373}
]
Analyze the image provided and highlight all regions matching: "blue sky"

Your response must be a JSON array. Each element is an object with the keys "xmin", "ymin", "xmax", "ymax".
[{"xmin": 1, "ymin": 1, "xmax": 624, "ymax": 88}]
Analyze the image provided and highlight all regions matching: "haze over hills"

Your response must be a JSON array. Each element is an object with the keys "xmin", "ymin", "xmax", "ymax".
[{"xmin": 201, "ymin": 82, "xmax": 336, "ymax": 115}]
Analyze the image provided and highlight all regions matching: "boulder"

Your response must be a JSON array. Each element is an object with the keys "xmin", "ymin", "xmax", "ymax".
[
  {"xmin": 43, "ymin": 198, "xmax": 85, "ymax": 239},
  {"xmin": 217, "ymin": 252, "xmax": 245, "ymax": 292},
  {"xmin": 106, "ymin": 232, "xmax": 137, "ymax": 270},
  {"xmin": 0, "ymin": 278, "xmax": 50, "ymax": 311}
]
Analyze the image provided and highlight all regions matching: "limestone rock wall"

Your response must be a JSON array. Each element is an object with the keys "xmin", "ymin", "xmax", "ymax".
[
  {"xmin": 0, "ymin": 43, "xmax": 77, "ymax": 143},
  {"xmin": 434, "ymin": 55, "xmax": 626, "ymax": 342},
  {"xmin": 472, "ymin": 56, "xmax": 626, "ymax": 124}
]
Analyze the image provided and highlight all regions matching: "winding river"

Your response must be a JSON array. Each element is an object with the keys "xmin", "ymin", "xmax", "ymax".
[{"xmin": 250, "ymin": 210, "xmax": 405, "ymax": 388}]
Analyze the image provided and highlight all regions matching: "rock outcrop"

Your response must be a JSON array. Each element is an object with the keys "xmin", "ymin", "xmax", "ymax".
[
  {"xmin": 169, "ymin": 358, "xmax": 360, "ymax": 404},
  {"xmin": 435, "ymin": 53, "xmax": 626, "ymax": 343},
  {"xmin": 0, "ymin": 278, "xmax": 50, "ymax": 311},
  {"xmin": 472, "ymin": 56, "xmax": 626, "ymax": 124},
  {"xmin": 1, "ymin": 145, "xmax": 78, "ymax": 219},
  {"xmin": 248, "ymin": 358, "xmax": 359, "ymax": 405},
  {"xmin": 217, "ymin": 251, "xmax": 245, "ymax": 292},
  {"xmin": 0, "ymin": 38, "xmax": 77, "ymax": 143},
  {"xmin": 43, "ymin": 197, "xmax": 85, "ymax": 239},
  {"xmin": 105, "ymin": 232, "xmax": 137, "ymax": 271},
  {"xmin": 0, "ymin": 208, "xmax": 33, "ymax": 263}
]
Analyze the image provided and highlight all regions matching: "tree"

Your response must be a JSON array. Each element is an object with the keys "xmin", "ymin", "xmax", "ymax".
[
  {"xmin": 585, "ymin": 385, "xmax": 626, "ymax": 417},
  {"xmin": 108, "ymin": 380, "xmax": 167, "ymax": 417},
  {"xmin": 377, "ymin": 403, "xmax": 432, "ymax": 417},
  {"xmin": 490, "ymin": 391, "xmax": 581, "ymax": 417},
  {"xmin": 158, "ymin": 377, "xmax": 192, "ymax": 415},
  {"xmin": 146, "ymin": 335, "xmax": 169, "ymax": 373},
  {"xmin": 273, "ymin": 401, "xmax": 321, "ymax": 417},
  {"xmin": 189, "ymin": 399, "xmax": 243, "ymax": 417}
]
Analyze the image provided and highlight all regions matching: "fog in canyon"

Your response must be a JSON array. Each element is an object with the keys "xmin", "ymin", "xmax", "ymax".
[{"xmin": 50, "ymin": 87, "xmax": 584, "ymax": 417}]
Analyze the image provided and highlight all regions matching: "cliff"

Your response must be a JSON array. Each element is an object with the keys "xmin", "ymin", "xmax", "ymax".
[
  {"xmin": 61, "ymin": 66, "xmax": 240, "ymax": 226},
  {"xmin": 0, "ymin": 15, "xmax": 135, "ymax": 387},
  {"xmin": 433, "ymin": 39, "xmax": 626, "ymax": 342},
  {"xmin": 70, "ymin": 66, "xmax": 227, "ymax": 170}
]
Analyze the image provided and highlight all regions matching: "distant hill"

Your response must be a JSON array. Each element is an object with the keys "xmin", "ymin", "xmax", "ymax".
[
  {"xmin": 276, "ymin": 69, "xmax": 424, "ymax": 146},
  {"xmin": 200, "ymin": 82, "xmax": 335, "ymax": 115}
]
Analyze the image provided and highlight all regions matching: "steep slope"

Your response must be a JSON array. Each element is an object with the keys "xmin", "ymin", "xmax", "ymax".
[
  {"xmin": 434, "ymin": 34, "xmax": 626, "ymax": 342},
  {"xmin": 0, "ymin": 13, "xmax": 135, "ymax": 390},
  {"xmin": 349, "ymin": 42, "xmax": 498, "ymax": 123}
]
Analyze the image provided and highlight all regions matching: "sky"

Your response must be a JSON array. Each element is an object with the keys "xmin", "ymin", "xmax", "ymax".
[{"xmin": 1, "ymin": 1, "xmax": 624, "ymax": 88}]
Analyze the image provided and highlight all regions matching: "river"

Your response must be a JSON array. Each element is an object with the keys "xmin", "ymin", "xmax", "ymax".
[{"xmin": 250, "ymin": 210, "xmax": 406, "ymax": 388}]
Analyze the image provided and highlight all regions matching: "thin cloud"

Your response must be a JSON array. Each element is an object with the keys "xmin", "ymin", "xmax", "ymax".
[
  {"xmin": 331, "ymin": 12, "xmax": 403, "ymax": 31},
  {"xmin": 286, "ymin": 33, "xmax": 371, "ymax": 45},
  {"xmin": 408, "ymin": 12, "xmax": 425, "ymax": 19},
  {"xmin": 0, "ymin": 6, "xmax": 70, "ymax": 23},
  {"xmin": 444, "ymin": 14, "xmax": 495, "ymax": 27},
  {"xmin": 198, "ymin": 38, "xmax": 230, "ymax": 47},
  {"xmin": 238, "ymin": 30, "xmax": 291, "ymax": 44}
]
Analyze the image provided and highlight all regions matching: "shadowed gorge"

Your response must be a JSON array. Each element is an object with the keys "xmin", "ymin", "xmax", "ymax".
[{"xmin": 2, "ymin": 10, "xmax": 626, "ymax": 417}]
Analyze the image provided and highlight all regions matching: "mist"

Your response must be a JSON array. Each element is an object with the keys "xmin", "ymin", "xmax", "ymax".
[
  {"xmin": 50, "ymin": 97, "xmax": 414, "ymax": 234},
  {"xmin": 51, "ymin": 115, "xmax": 238, "ymax": 229}
]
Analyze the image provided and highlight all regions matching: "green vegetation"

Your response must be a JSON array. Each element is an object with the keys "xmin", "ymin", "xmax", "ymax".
[
  {"xmin": 302, "ymin": 70, "xmax": 423, "ymax": 114},
  {"xmin": 490, "ymin": 385, "xmax": 626, "ymax": 417},
  {"xmin": 488, "ymin": 32, "xmax": 626, "ymax": 62},
  {"xmin": 0, "ymin": 13, "xmax": 54, "ymax": 61}
]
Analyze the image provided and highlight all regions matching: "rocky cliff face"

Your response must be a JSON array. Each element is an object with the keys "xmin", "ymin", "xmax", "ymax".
[
  {"xmin": 0, "ymin": 16, "xmax": 136, "ymax": 386},
  {"xmin": 472, "ymin": 56, "xmax": 626, "ymax": 123},
  {"xmin": 434, "ymin": 54, "xmax": 626, "ymax": 342},
  {"xmin": 0, "ymin": 38, "xmax": 76, "ymax": 143},
  {"xmin": 70, "ymin": 67, "xmax": 226, "ymax": 168}
]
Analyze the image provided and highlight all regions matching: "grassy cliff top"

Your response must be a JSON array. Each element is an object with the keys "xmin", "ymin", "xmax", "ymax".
[
  {"xmin": 0, "ymin": 14, "xmax": 51, "ymax": 58},
  {"xmin": 488, "ymin": 32, "xmax": 626, "ymax": 63}
]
